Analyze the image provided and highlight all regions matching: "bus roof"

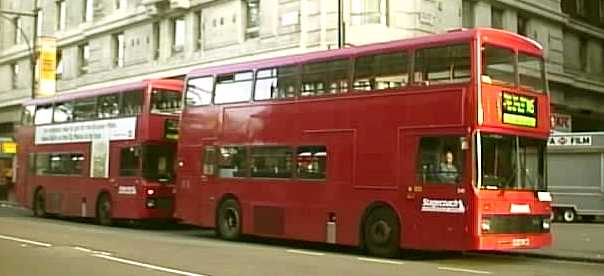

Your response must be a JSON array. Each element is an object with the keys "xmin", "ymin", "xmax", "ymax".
[
  {"xmin": 188, "ymin": 28, "xmax": 543, "ymax": 78},
  {"xmin": 24, "ymin": 79, "xmax": 183, "ymax": 106}
]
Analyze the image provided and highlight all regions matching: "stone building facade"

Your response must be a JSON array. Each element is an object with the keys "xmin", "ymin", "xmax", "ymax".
[{"xmin": 0, "ymin": 0, "xmax": 603, "ymax": 134}]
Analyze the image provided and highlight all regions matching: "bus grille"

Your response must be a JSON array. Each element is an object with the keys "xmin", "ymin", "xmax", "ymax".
[{"xmin": 482, "ymin": 215, "xmax": 549, "ymax": 234}]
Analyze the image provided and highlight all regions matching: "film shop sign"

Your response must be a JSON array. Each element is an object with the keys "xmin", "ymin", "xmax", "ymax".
[{"xmin": 35, "ymin": 117, "xmax": 136, "ymax": 145}]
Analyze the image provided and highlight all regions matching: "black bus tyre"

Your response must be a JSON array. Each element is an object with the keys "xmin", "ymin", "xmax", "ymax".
[
  {"xmin": 562, "ymin": 208, "xmax": 576, "ymax": 223},
  {"xmin": 217, "ymin": 199, "xmax": 242, "ymax": 240},
  {"xmin": 96, "ymin": 193, "xmax": 113, "ymax": 226},
  {"xmin": 363, "ymin": 206, "xmax": 400, "ymax": 258},
  {"xmin": 33, "ymin": 189, "xmax": 46, "ymax": 218}
]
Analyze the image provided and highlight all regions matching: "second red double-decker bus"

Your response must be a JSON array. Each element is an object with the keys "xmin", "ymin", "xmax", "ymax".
[
  {"xmin": 16, "ymin": 79, "xmax": 183, "ymax": 225},
  {"xmin": 175, "ymin": 28, "xmax": 552, "ymax": 256}
]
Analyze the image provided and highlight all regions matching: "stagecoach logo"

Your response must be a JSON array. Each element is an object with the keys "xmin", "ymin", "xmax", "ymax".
[
  {"xmin": 118, "ymin": 186, "xmax": 137, "ymax": 195},
  {"xmin": 421, "ymin": 198, "xmax": 466, "ymax": 213},
  {"xmin": 35, "ymin": 117, "xmax": 137, "ymax": 145}
]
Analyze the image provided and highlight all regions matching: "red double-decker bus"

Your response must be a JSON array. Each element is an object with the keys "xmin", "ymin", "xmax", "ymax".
[
  {"xmin": 16, "ymin": 79, "xmax": 183, "ymax": 225},
  {"xmin": 175, "ymin": 28, "xmax": 552, "ymax": 256}
]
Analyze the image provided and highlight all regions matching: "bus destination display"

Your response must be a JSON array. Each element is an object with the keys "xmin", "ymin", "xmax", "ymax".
[{"xmin": 502, "ymin": 92, "xmax": 537, "ymax": 128}]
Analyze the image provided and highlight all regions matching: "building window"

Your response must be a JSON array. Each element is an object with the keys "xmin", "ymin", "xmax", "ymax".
[
  {"xmin": 84, "ymin": 0, "xmax": 94, "ymax": 22},
  {"xmin": 172, "ymin": 17, "xmax": 185, "ymax": 53},
  {"xmin": 116, "ymin": 0, "xmax": 127, "ymax": 10},
  {"xmin": 351, "ymin": 0, "xmax": 387, "ymax": 25},
  {"xmin": 580, "ymin": 37, "xmax": 588, "ymax": 71},
  {"xmin": 79, "ymin": 43, "xmax": 90, "ymax": 75},
  {"xmin": 113, "ymin": 32, "xmax": 125, "ymax": 67},
  {"xmin": 462, "ymin": 0, "xmax": 474, "ymax": 28},
  {"xmin": 245, "ymin": 0, "xmax": 260, "ymax": 38},
  {"xmin": 195, "ymin": 10, "xmax": 203, "ymax": 51},
  {"xmin": 152, "ymin": 21, "xmax": 160, "ymax": 60},
  {"xmin": 37, "ymin": 10, "xmax": 43, "ymax": 35},
  {"xmin": 491, "ymin": 6, "xmax": 503, "ymax": 29},
  {"xmin": 517, "ymin": 15, "xmax": 528, "ymax": 37},
  {"xmin": 600, "ymin": 0, "xmax": 604, "ymax": 21},
  {"xmin": 577, "ymin": 0, "xmax": 585, "ymax": 16},
  {"xmin": 11, "ymin": 63, "xmax": 20, "ymax": 89},
  {"xmin": 57, "ymin": 0, "xmax": 67, "ymax": 31},
  {"xmin": 14, "ymin": 17, "xmax": 22, "ymax": 44},
  {"xmin": 56, "ymin": 49, "xmax": 63, "ymax": 79}
]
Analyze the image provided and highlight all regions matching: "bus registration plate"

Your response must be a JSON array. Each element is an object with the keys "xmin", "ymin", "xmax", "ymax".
[{"xmin": 512, "ymin": 238, "xmax": 530, "ymax": 247}]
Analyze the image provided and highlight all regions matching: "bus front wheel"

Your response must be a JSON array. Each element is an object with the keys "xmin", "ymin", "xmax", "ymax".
[
  {"xmin": 363, "ymin": 206, "xmax": 400, "ymax": 258},
  {"xmin": 33, "ymin": 188, "xmax": 46, "ymax": 217},
  {"xmin": 217, "ymin": 199, "xmax": 241, "ymax": 240},
  {"xmin": 96, "ymin": 193, "xmax": 113, "ymax": 226}
]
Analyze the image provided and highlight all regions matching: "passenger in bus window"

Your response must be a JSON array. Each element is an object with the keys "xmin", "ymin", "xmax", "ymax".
[{"xmin": 438, "ymin": 150, "xmax": 459, "ymax": 184}]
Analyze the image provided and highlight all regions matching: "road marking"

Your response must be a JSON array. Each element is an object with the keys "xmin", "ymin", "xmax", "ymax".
[
  {"xmin": 357, "ymin": 257, "xmax": 404, "ymax": 265},
  {"xmin": 73, "ymin": 246, "xmax": 112, "ymax": 256},
  {"xmin": 0, "ymin": 234, "xmax": 52, "ymax": 247},
  {"xmin": 286, "ymin": 249, "xmax": 325, "ymax": 256},
  {"xmin": 92, "ymin": 254, "xmax": 208, "ymax": 276},
  {"xmin": 438, "ymin": 266, "xmax": 492, "ymax": 275},
  {"xmin": 73, "ymin": 246, "xmax": 94, "ymax": 253}
]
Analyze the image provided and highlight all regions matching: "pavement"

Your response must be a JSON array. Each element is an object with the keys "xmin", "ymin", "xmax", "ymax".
[
  {"xmin": 2, "ymin": 199, "xmax": 604, "ymax": 264},
  {"xmin": 505, "ymin": 220, "xmax": 604, "ymax": 263}
]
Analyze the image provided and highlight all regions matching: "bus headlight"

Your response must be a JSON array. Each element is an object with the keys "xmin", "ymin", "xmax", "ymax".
[
  {"xmin": 542, "ymin": 218, "xmax": 551, "ymax": 230},
  {"xmin": 481, "ymin": 218, "xmax": 491, "ymax": 232}
]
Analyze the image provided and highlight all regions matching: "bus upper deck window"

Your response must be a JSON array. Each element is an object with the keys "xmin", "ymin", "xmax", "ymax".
[
  {"xmin": 414, "ymin": 44, "xmax": 471, "ymax": 85},
  {"xmin": 482, "ymin": 45, "xmax": 515, "ymax": 87},
  {"xmin": 121, "ymin": 91, "xmax": 143, "ymax": 116}
]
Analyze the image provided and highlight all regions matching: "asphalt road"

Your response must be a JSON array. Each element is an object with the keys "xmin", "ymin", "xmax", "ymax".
[{"xmin": 1, "ymin": 206, "xmax": 603, "ymax": 276}]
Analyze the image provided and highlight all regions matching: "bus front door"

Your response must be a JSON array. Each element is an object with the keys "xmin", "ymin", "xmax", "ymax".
[{"xmin": 409, "ymin": 135, "xmax": 468, "ymax": 250}]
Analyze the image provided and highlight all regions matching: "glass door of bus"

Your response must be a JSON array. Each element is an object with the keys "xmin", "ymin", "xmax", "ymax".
[{"xmin": 412, "ymin": 135, "xmax": 468, "ymax": 250}]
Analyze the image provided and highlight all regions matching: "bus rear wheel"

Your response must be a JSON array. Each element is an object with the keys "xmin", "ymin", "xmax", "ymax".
[
  {"xmin": 562, "ymin": 208, "xmax": 576, "ymax": 223},
  {"xmin": 363, "ymin": 206, "xmax": 400, "ymax": 258},
  {"xmin": 33, "ymin": 189, "xmax": 46, "ymax": 217},
  {"xmin": 96, "ymin": 193, "xmax": 113, "ymax": 226},
  {"xmin": 217, "ymin": 199, "xmax": 241, "ymax": 240}
]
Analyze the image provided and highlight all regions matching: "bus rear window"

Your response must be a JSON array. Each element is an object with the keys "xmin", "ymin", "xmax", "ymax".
[{"xmin": 151, "ymin": 89, "xmax": 182, "ymax": 115}]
